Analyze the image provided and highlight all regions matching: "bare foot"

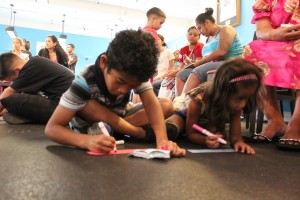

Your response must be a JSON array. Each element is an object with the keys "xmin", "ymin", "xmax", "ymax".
[
  {"xmin": 256, "ymin": 119, "xmax": 287, "ymax": 141},
  {"xmin": 282, "ymin": 117, "xmax": 300, "ymax": 140}
]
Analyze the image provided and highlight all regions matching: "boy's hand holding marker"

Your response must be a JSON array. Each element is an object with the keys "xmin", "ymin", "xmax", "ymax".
[
  {"xmin": 98, "ymin": 122, "xmax": 117, "ymax": 152},
  {"xmin": 85, "ymin": 122, "xmax": 116, "ymax": 153},
  {"xmin": 87, "ymin": 134, "xmax": 116, "ymax": 153}
]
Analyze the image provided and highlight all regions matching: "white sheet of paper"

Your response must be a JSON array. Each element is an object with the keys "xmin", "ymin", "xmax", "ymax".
[{"xmin": 188, "ymin": 149, "xmax": 235, "ymax": 153}]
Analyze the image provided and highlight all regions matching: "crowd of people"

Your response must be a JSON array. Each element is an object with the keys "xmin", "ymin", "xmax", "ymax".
[{"xmin": 0, "ymin": 1, "xmax": 299, "ymax": 156}]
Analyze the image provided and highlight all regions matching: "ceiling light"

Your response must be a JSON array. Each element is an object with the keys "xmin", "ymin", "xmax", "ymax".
[
  {"xmin": 59, "ymin": 14, "xmax": 67, "ymax": 44},
  {"xmin": 5, "ymin": 26, "xmax": 17, "ymax": 38},
  {"xmin": 58, "ymin": 34, "xmax": 67, "ymax": 44},
  {"xmin": 5, "ymin": 4, "xmax": 17, "ymax": 38}
]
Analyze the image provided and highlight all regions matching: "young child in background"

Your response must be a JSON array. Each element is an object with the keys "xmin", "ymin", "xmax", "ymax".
[
  {"xmin": 11, "ymin": 38, "xmax": 29, "ymax": 60},
  {"xmin": 173, "ymin": 50, "xmax": 180, "ymax": 68},
  {"xmin": 45, "ymin": 30, "xmax": 186, "ymax": 157},
  {"xmin": 167, "ymin": 58, "xmax": 263, "ymax": 154},
  {"xmin": 152, "ymin": 34, "xmax": 175, "ymax": 96},
  {"xmin": 158, "ymin": 26, "xmax": 203, "ymax": 100},
  {"xmin": 21, "ymin": 38, "xmax": 32, "ymax": 59},
  {"xmin": 131, "ymin": 6, "xmax": 166, "ymax": 102},
  {"xmin": 143, "ymin": 7, "xmax": 166, "ymax": 45}
]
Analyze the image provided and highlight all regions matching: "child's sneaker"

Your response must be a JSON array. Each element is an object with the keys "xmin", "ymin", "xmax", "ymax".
[{"xmin": 87, "ymin": 122, "xmax": 113, "ymax": 135}]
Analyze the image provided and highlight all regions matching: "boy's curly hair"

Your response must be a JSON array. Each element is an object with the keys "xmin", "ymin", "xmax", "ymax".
[{"xmin": 106, "ymin": 29, "xmax": 158, "ymax": 82}]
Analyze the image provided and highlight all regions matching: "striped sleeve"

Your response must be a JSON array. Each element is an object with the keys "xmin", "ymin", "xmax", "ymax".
[
  {"xmin": 134, "ymin": 81, "xmax": 153, "ymax": 94},
  {"xmin": 59, "ymin": 75, "xmax": 91, "ymax": 111}
]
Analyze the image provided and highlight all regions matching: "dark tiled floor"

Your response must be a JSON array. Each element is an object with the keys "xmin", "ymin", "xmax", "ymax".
[{"xmin": 0, "ymin": 115, "xmax": 299, "ymax": 200}]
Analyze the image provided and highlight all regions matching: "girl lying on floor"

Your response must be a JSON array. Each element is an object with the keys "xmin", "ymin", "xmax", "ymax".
[{"xmin": 167, "ymin": 58, "xmax": 264, "ymax": 154}]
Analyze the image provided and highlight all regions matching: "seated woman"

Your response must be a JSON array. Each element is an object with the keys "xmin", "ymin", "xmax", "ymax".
[
  {"xmin": 38, "ymin": 35, "xmax": 69, "ymax": 68},
  {"xmin": 175, "ymin": 7, "xmax": 243, "ymax": 96},
  {"xmin": 158, "ymin": 26, "xmax": 203, "ymax": 100},
  {"xmin": 243, "ymin": 0, "xmax": 300, "ymax": 150}
]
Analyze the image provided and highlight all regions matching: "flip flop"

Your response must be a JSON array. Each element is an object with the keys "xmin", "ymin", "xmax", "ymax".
[
  {"xmin": 243, "ymin": 133, "xmax": 281, "ymax": 143},
  {"xmin": 254, "ymin": 133, "xmax": 272, "ymax": 142},
  {"xmin": 277, "ymin": 138, "xmax": 300, "ymax": 151}
]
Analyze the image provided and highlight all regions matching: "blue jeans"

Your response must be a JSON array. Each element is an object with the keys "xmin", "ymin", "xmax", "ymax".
[
  {"xmin": 176, "ymin": 61, "xmax": 224, "ymax": 83},
  {"xmin": 152, "ymin": 80, "xmax": 163, "ymax": 96},
  {"xmin": 192, "ymin": 61, "xmax": 224, "ymax": 82}
]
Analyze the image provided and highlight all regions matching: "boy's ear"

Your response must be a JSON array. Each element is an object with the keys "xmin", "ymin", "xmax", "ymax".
[
  {"xmin": 149, "ymin": 15, "xmax": 156, "ymax": 21},
  {"xmin": 13, "ymin": 66, "xmax": 21, "ymax": 73},
  {"xmin": 99, "ymin": 54, "xmax": 108, "ymax": 70}
]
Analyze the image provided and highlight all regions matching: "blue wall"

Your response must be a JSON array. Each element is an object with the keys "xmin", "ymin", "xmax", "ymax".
[
  {"xmin": 167, "ymin": 0, "xmax": 255, "ymax": 50},
  {"xmin": 235, "ymin": 0, "xmax": 255, "ymax": 45},
  {"xmin": 0, "ymin": 25, "xmax": 110, "ymax": 74}
]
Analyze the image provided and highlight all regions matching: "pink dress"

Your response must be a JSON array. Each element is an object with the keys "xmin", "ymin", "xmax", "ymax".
[{"xmin": 243, "ymin": 0, "xmax": 300, "ymax": 89}]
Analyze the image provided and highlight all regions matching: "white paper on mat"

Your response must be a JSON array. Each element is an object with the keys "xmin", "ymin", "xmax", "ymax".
[{"xmin": 188, "ymin": 149, "xmax": 235, "ymax": 153}]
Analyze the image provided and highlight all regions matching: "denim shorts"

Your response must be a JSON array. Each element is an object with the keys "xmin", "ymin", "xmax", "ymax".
[
  {"xmin": 176, "ymin": 67, "xmax": 194, "ymax": 82},
  {"xmin": 176, "ymin": 61, "xmax": 223, "ymax": 83},
  {"xmin": 192, "ymin": 61, "xmax": 223, "ymax": 82}
]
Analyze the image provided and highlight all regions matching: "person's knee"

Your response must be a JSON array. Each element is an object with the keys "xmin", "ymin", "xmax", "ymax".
[
  {"xmin": 1, "ymin": 93, "xmax": 56, "ymax": 124},
  {"xmin": 166, "ymin": 114, "xmax": 185, "ymax": 133},
  {"xmin": 1, "ymin": 93, "xmax": 20, "ymax": 107},
  {"xmin": 159, "ymin": 98, "xmax": 174, "ymax": 118},
  {"xmin": 192, "ymin": 68, "xmax": 207, "ymax": 82},
  {"xmin": 193, "ymin": 62, "xmax": 222, "ymax": 83},
  {"xmin": 189, "ymin": 72, "xmax": 200, "ymax": 81},
  {"xmin": 1, "ymin": 94, "xmax": 25, "ymax": 114},
  {"xmin": 175, "ymin": 69, "xmax": 186, "ymax": 80}
]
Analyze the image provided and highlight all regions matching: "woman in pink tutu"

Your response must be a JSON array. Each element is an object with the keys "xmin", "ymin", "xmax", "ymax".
[{"xmin": 243, "ymin": 0, "xmax": 300, "ymax": 150}]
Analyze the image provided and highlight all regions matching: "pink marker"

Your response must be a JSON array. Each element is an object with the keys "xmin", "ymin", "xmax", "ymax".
[
  {"xmin": 98, "ymin": 122, "xmax": 117, "ymax": 152},
  {"xmin": 192, "ymin": 124, "xmax": 227, "ymax": 144}
]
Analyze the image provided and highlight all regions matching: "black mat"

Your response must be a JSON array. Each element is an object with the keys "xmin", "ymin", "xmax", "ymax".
[{"xmin": 0, "ymin": 123, "xmax": 299, "ymax": 200}]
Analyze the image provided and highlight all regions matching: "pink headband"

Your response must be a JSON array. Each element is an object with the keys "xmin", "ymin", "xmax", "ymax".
[{"xmin": 229, "ymin": 74, "xmax": 258, "ymax": 83}]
